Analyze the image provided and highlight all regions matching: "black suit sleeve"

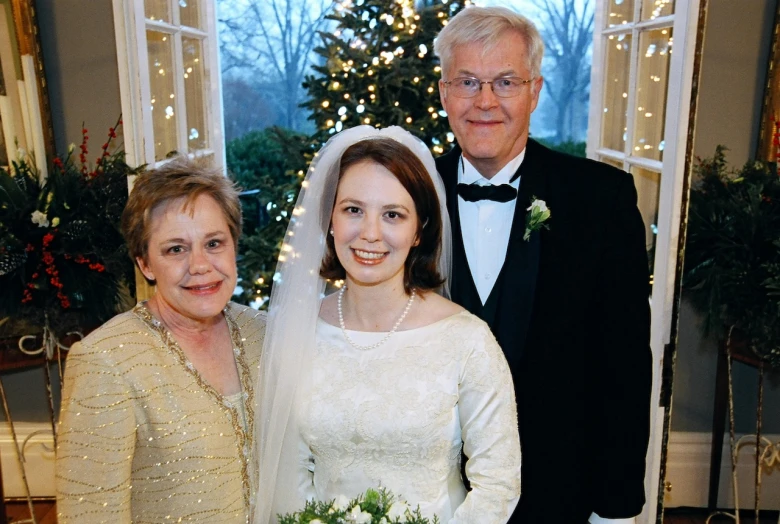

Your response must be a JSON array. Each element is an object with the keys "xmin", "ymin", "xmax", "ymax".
[{"xmin": 588, "ymin": 173, "xmax": 653, "ymax": 518}]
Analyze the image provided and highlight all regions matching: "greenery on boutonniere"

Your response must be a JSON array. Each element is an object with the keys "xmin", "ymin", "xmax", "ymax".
[
  {"xmin": 523, "ymin": 197, "xmax": 550, "ymax": 241},
  {"xmin": 278, "ymin": 488, "xmax": 439, "ymax": 524},
  {"xmin": 0, "ymin": 118, "xmax": 142, "ymax": 338},
  {"xmin": 683, "ymin": 145, "xmax": 780, "ymax": 369}
]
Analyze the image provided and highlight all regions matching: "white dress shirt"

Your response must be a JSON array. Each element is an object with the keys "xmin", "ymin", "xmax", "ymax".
[
  {"xmin": 458, "ymin": 152, "xmax": 524, "ymax": 304},
  {"xmin": 458, "ymin": 152, "xmax": 638, "ymax": 524}
]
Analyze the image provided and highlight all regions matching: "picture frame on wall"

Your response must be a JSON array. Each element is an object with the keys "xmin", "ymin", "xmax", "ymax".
[
  {"xmin": 757, "ymin": 2, "xmax": 780, "ymax": 162},
  {"xmin": 0, "ymin": 0, "xmax": 53, "ymax": 175}
]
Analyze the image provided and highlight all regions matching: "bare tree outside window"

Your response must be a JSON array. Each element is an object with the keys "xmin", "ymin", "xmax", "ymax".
[
  {"xmin": 218, "ymin": 0, "xmax": 335, "ymax": 138},
  {"xmin": 531, "ymin": 0, "xmax": 593, "ymax": 144},
  {"xmin": 477, "ymin": 0, "xmax": 593, "ymax": 155}
]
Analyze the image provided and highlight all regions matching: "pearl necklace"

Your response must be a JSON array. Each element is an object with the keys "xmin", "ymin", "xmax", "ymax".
[{"xmin": 337, "ymin": 285, "xmax": 415, "ymax": 351}]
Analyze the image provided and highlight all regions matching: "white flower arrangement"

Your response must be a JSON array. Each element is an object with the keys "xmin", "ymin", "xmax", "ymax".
[
  {"xmin": 278, "ymin": 488, "xmax": 439, "ymax": 524},
  {"xmin": 523, "ymin": 197, "xmax": 551, "ymax": 241}
]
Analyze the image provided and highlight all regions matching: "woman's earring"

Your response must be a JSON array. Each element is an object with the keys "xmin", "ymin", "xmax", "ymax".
[{"xmin": 329, "ymin": 228, "xmax": 334, "ymax": 236}]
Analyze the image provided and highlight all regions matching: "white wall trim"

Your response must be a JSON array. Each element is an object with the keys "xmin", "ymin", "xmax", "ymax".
[
  {"xmin": 0, "ymin": 422, "xmax": 55, "ymax": 498},
  {"xmin": 665, "ymin": 431, "xmax": 780, "ymax": 510}
]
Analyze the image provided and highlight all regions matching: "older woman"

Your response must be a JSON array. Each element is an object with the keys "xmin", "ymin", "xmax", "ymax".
[
  {"xmin": 254, "ymin": 126, "xmax": 521, "ymax": 523},
  {"xmin": 56, "ymin": 157, "xmax": 265, "ymax": 523}
]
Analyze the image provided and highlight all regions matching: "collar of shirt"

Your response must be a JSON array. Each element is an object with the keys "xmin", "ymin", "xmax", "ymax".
[{"xmin": 458, "ymin": 149, "xmax": 526, "ymax": 189}]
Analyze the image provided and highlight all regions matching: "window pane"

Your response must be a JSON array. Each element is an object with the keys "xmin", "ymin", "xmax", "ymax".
[
  {"xmin": 147, "ymin": 30, "xmax": 179, "ymax": 161},
  {"xmin": 183, "ymin": 36, "xmax": 208, "ymax": 152},
  {"xmin": 607, "ymin": 0, "xmax": 634, "ymax": 27},
  {"xmin": 629, "ymin": 165, "xmax": 660, "ymax": 271},
  {"xmin": 642, "ymin": 0, "xmax": 674, "ymax": 20},
  {"xmin": 601, "ymin": 33, "xmax": 632, "ymax": 152},
  {"xmin": 145, "ymin": 0, "xmax": 172, "ymax": 23},
  {"xmin": 180, "ymin": 0, "xmax": 202, "ymax": 29},
  {"xmin": 599, "ymin": 156, "xmax": 624, "ymax": 170},
  {"xmin": 632, "ymin": 28, "xmax": 672, "ymax": 162}
]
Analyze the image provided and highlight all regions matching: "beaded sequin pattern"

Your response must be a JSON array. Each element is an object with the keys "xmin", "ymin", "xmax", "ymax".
[{"xmin": 55, "ymin": 302, "xmax": 266, "ymax": 524}]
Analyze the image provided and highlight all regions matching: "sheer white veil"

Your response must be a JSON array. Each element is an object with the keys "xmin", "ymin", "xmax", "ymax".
[{"xmin": 252, "ymin": 125, "xmax": 451, "ymax": 523}]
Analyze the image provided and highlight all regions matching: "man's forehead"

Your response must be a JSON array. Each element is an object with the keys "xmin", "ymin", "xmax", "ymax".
[{"xmin": 447, "ymin": 35, "xmax": 530, "ymax": 72}]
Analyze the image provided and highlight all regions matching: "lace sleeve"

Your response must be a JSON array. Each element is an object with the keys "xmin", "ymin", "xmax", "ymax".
[
  {"xmin": 451, "ymin": 322, "xmax": 522, "ymax": 524},
  {"xmin": 56, "ymin": 339, "xmax": 136, "ymax": 523}
]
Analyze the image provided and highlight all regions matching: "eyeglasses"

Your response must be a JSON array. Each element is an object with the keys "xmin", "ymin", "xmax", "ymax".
[{"xmin": 443, "ymin": 76, "xmax": 535, "ymax": 99}]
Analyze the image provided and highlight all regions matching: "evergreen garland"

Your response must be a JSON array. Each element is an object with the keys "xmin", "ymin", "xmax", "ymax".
[{"xmin": 683, "ymin": 146, "xmax": 780, "ymax": 369}]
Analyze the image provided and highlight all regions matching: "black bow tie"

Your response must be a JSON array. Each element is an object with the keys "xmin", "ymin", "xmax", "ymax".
[{"xmin": 457, "ymin": 183, "xmax": 518, "ymax": 203}]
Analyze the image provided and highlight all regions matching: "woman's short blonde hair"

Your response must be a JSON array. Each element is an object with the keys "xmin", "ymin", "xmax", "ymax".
[
  {"xmin": 121, "ymin": 156, "xmax": 242, "ymax": 263},
  {"xmin": 434, "ymin": 6, "xmax": 545, "ymax": 78}
]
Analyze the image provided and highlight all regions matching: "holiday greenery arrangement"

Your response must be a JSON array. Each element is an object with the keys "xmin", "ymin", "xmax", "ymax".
[
  {"xmin": 0, "ymin": 120, "xmax": 140, "ymax": 338},
  {"xmin": 278, "ymin": 488, "xmax": 439, "ymax": 524},
  {"xmin": 683, "ymin": 146, "xmax": 780, "ymax": 369}
]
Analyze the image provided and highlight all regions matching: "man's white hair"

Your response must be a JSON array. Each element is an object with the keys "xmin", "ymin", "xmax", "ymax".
[{"xmin": 434, "ymin": 6, "xmax": 545, "ymax": 78}]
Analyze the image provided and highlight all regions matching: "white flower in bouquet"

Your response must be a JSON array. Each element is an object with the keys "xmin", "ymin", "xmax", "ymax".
[
  {"xmin": 387, "ymin": 501, "xmax": 410, "ymax": 522},
  {"xmin": 333, "ymin": 494, "xmax": 351, "ymax": 511},
  {"xmin": 348, "ymin": 505, "xmax": 372, "ymax": 524},
  {"xmin": 31, "ymin": 210, "xmax": 49, "ymax": 228}
]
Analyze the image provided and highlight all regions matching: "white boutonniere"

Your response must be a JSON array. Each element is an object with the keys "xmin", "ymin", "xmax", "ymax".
[{"xmin": 523, "ymin": 197, "xmax": 550, "ymax": 241}]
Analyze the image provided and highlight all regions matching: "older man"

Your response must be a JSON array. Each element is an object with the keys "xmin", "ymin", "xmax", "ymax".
[{"xmin": 434, "ymin": 6, "xmax": 652, "ymax": 524}]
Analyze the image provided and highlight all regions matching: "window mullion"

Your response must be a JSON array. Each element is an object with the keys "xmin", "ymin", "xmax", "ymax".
[
  {"xmin": 180, "ymin": 26, "xmax": 209, "ymax": 39},
  {"xmin": 594, "ymin": 147, "xmax": 626, "ymax": 162},
  {"xmin": 173, "ymin": 30, "xmax": 188, "ymax": 155},
  {"xmin": 134, "ymin": 5, "xmax": 156, "ymax": 164},
  {"xmin": 625, "ymin": 155, "xmax": 664, "ymax": 172},
  {"xmin": 623, "ymin": 26, "xmax": 641, "ymax": 158},
  {"xmin": 204, "ymin": 0, "xmax": 225, "ymax": 169},
  {"xmin": 586, "ymin": 0, "xmax": 608, "ymax": 159}
]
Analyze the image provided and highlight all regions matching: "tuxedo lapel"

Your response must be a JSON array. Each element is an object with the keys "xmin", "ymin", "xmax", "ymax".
[
  {"xmin": 491, "ymin": 139, "xmax": 548, "ymax": 365},
  {"xmin": 437, "ymin": 147, "xmax": 482, "ymax": 313}
]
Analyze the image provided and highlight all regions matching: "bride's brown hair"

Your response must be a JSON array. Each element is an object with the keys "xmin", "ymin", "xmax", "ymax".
[{"xmin": 319, "ymin": 137, "xmax": 445, "ymax": 294}]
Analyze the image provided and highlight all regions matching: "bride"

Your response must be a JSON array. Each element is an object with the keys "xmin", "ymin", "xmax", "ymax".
[{"xmin": 253, "ymin": 126, "xmax": 521, "ymax": 523}]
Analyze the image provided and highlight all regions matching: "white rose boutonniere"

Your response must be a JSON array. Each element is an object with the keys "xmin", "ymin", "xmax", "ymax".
[{"xmin": 523, "ymin": 197, "xmax": 551, "ymax": 241}]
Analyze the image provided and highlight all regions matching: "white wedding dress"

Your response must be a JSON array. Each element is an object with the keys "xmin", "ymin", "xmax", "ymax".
[{"xmin": 298, "ymin": 310, "xmax": 522, "ymax": 524}]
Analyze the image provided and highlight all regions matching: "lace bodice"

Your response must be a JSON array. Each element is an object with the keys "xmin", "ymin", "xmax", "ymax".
[{"xmin": 299, "ymin": 310, "xmax": 521, "ymax": 523}]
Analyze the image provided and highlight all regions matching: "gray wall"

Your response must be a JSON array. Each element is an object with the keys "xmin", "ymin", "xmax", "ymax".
[
  {"xmin": 37, "ymin": 0, "xmax": 122, "ymax": 151},
  {"xmin": 0, "ymin": 0, "xmax": 121, "ymax": 423},
  {"xmin": 671, "ymin": 0, "xmax": 780, "ymax": 434}
]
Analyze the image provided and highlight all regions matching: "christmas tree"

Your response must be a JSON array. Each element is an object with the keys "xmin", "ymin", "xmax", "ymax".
[
  {"xmin": 232, "ymin": 0, "xmax": 464, "ymax": 307},
  {"xmin": 302, "ymin": 0, "xmax": 466, "ymax": 156}
]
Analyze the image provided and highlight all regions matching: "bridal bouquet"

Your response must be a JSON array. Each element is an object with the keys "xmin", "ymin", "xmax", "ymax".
[{"xmin": 278, "ymin": 488, "xmax": 439, "ymax": 524}]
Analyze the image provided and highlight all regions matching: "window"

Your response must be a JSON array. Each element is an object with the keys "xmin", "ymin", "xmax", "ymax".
[
  {"xmin": 587, "ymin": 2, "xmax": 702, "ymax": 522},
  {"xmin": 112, "ymin": 0, "xmax": 224, "ymax": 168},
  {"xmin": 589, "ymin": 0, "xmax": 676, "ymax": 276}
]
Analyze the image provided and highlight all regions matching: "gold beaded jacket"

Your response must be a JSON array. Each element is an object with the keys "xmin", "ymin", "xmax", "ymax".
[{"xmin": 56, "ymin": 302, "xmax": 265, "ymax": 524}]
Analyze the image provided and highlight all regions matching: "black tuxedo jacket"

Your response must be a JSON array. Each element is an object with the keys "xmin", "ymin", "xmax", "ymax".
[{"xmin": 436, "ymin": 139, "xmax": 652, "ymax": 523}]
